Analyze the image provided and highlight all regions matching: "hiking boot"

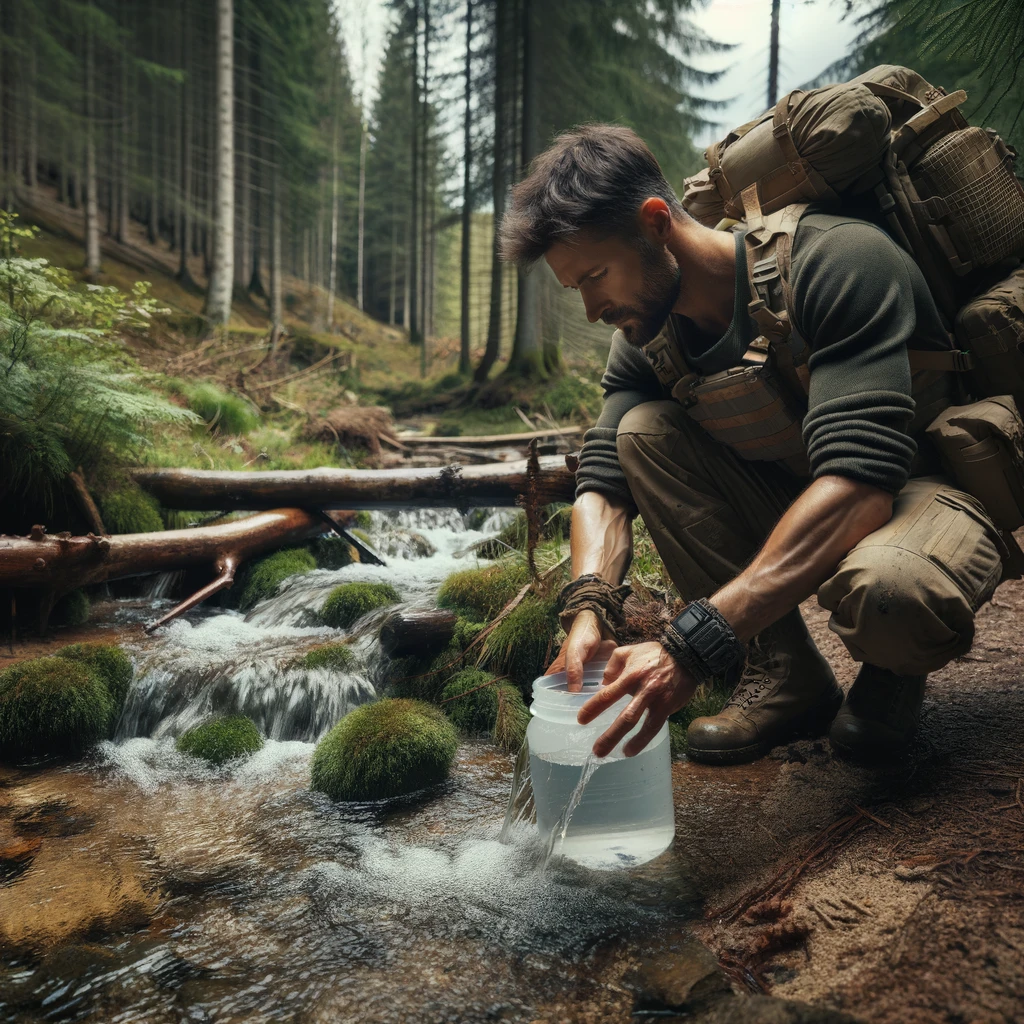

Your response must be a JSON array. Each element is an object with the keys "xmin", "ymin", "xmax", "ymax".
[
  {"xmin": 828, "ymin": 664, "xmax": 927, "ymax": 762},
  {"xmin": 686, "ymin": 609, "xmax": 842, "ymax": 765}
]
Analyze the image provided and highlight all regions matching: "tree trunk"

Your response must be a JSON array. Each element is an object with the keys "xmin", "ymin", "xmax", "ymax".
[
  {"xmin": 389, "ymin": 216, "xmax": 398, "ymax": 325},
  {"xmin": 403, "ymin": 217, "xmax": 411, "ymax": 329},
  {"xmin": 117, "ymin": 18, "xmax": 131, "ymax": 245},
  {"xmin": 409, "ymin": 0, "xmax": 421, "ymax": 347},
  {"xmin": 327, "ymin": 88, "xmax": 340, "ymax": 328},
  {"xmin": 133, "ymin": 455, "xmax": 576, "ymax": 511},
  {"xmin": 27, "ymin": 48, "xmax": 37, "ymax": 192},
  {"xmin": 475, "ymin": 0, "xmax": 510, "ymax": 382},
  {"xmin": 83, "ymin": 7, "xmax": 102, "ymax": 281},
  {"xmin": 419, "ymin": 0, "xmax": 431, "ymax": 376},
  {"xmin": 204, "ymin": 0, "xmax": 235, "ymax": 326},
  {"xmin": 459, "ymin": 0, "xmax": 474, "ymax": 374},
  {"xmin": 380, "ymin": 609, "xmax": 457, "ymax": 658},
  {"xmin": 269, "ymin": 169, "xmax": 283, "ymax": 351},
  {"xmin": 357, "ymin": 121, "xmax": 368, "ymax": 311},
  {"xmin": 177, "ymin": 7, "xmax": 196, "ymax": 287}
]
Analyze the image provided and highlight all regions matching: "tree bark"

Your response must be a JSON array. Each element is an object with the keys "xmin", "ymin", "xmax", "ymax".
[
  {"xmin": 177, "ymin": 5, "xmax": 196, "ymax": 287},
  {"xmin": 269, "ymin": 168, "xmax": 283, "ymax": 351},
  {"xmin": 389, "ymin": 216, "xmax": 398, "ymax": 325},
  {"xmin": 133, "ymin": 455, "xmax": 576, "ymax": 511},
  {"xmin": 83, "ymin": 10, "xmax": 102, "ymax": 281},
  {"xmin": 409, "ymin": 0, "xmax": 421, "ymax": 348},
  {"xmin": 357, "ymin": 121, "xmax": 368, "ymax": 311},
  {"xmin": 327, "ymin": 82, "xmax": 341, "ymax": 328},
  {"xmin": 380, "ymin": 609, "xmax": 457, "ymax": 657},
  {"xmin": 459, "ymin": 0, "xmax": 474, "ymax": 374},
  {"xmin": 204, "ymin": 0, "xmax": 235, "ymax": 325}
]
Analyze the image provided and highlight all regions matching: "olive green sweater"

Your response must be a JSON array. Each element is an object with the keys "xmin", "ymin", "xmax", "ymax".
[{"xmin": 575, "ymin": 211, "xmax": 953, "ymax": 502}]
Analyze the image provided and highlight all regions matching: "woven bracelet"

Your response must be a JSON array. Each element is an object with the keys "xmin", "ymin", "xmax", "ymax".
[{"xmin": 556, "ymin": 573, "xmax": 631, "ymax": 642}]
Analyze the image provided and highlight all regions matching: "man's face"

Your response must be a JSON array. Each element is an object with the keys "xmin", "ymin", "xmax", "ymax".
[{"xmin": 545, "ymin": 231, "xmax": 681, "ymax": 347}]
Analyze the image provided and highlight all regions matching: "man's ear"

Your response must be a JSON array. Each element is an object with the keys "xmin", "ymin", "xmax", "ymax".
[{"xmin": 638, "ymin": 198, "xmax": 672, "ymax": 242}]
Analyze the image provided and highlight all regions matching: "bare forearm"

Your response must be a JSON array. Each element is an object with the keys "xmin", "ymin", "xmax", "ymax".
[
  {"xmin": 710, "ymin": 475, "xmax": 893, "ymax": 642},
  {"xmin": 570, "ymin": 490, "xmax": 634, "ymax": 583}
]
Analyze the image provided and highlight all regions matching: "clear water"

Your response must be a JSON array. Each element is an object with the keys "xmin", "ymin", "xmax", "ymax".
[{"xmin": 530, "ymin": 741, "xmax": 675, "ymax": 870}]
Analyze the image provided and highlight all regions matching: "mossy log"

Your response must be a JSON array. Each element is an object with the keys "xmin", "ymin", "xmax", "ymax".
[
  {"xmin": 133, "ymin": 455, "xmax": 576, "ymax": 511},
  {"xmin": 0, "ymin": 509, "xmax": 325, "ymax": 633},
  {"xmin": 379, "ymin": 609, "xmax": 457, "ymax": 658}
]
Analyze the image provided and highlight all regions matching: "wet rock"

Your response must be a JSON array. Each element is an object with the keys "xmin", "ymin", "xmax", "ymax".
[
  {"xmin": 380, "ymin": 529, "xmax": 436, "ymax": 560},
  {"xmin": 175, "ymin": 715, "xmax": 264, "ymax": 766},
  {"xmin": 625, "ymin": 935, "xmax": 733, "ymax": 1015},
  {"xmin": 12, "ymin": 798, "xmax": 95, "ymax": 837}
]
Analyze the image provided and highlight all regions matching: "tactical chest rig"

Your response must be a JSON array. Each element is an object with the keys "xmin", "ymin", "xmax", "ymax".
[{"xmin": 641, "ymin": 193, "xmax": 955, "ymax": 477}]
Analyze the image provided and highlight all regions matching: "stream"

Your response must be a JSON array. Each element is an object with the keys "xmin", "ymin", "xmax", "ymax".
[{"xmin": 0, "ymin": 511, "xmax": 704, "ymax": 1024}]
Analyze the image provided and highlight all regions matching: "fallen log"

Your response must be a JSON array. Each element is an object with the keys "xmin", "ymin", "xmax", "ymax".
[
  {"xmin": 397, "ymin": 425, "xmax": 582, "ymax": 448},
  {"xmin": 379, "ymin": 609, "xmax": 457, "ymax": 658},
  {"xmin": 134, "ymin": 455, "xmax": 576, "ymax": 511},
  {"xmin": 0, "ymin": 509, "xmax": 326, "ymax": 633}
]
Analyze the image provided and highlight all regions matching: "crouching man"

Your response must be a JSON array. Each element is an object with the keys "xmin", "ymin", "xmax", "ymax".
[{"xmin": 499, "ymin": 124, "xmax": 1007, "ymax": 764}]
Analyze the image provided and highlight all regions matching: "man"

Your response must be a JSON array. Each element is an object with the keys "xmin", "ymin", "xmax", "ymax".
[{"xmin": 499, "ymin": 124, "xmax": 1006, "ymax": 765}]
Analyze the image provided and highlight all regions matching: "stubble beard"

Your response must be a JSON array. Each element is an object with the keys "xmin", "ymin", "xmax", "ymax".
[{"xmin": 605, "ymin": 240, "xmax": 682, "ymax": 348}]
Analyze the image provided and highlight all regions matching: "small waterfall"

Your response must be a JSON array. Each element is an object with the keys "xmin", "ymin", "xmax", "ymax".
[{"xmin": 540, "ymin": 754, "xmax": 600, "ymax": 870}]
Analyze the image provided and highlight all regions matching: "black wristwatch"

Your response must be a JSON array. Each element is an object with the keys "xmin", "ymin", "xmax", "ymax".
[{"xmin": 661, "ymin": 598, "xmax": 746, "ymax": 681}]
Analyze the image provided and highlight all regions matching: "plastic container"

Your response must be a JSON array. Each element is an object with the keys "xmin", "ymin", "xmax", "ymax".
[{"xmin": 527, "ymin": 662, "xmax": 675, "ymax": 869}]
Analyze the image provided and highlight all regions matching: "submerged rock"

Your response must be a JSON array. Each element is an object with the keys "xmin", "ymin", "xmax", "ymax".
[
  {"xmin": 319, "ymin": 582, "xmax": 400, "ymax": 629},
  {"xmin": 378, "ymin": 529, "xmax": 436, "ymax": 560},
  {"xmin": 238, "ymin": 547, "xmax": 317, "ymax": 610},
  {"xmin": 0, "ymin": 656, "xmax": 112, "ymax": 759},
  {"xmin": 176, "ymin": 715, "xmax": 264, "ymax": 766},
  {"xmin": 310, "ymin": 698, "xmax": 457, "ymax": 801},
  {"xmin": 440, "ymin": 669, "xmax": 529, "ymax": 752}
]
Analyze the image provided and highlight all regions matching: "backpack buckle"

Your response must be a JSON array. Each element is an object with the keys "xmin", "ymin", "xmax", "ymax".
[{"xmin": 751, "ymin": 256, "xmax": 780, "ymax": 285}]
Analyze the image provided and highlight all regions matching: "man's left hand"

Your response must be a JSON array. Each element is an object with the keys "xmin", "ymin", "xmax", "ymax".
[{"xmin": 577, "ymin": 642, "xmax": 698, "ymax": 758}]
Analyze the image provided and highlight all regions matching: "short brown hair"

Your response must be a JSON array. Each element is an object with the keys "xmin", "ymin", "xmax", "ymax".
[{"xmin": 499, "ymin": 124, "xmax": 685, "ymax": 266}]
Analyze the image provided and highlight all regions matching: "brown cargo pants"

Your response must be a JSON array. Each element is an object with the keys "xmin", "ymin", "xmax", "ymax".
[{"xmin": 616, "ymin": 401, "xmax": 1006, "ymax": 676}]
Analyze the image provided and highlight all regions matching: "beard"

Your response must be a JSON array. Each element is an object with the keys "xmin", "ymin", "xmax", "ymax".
[{"xmin": 602, "ymin": 239, "xmax": 681, "ymax": 348}]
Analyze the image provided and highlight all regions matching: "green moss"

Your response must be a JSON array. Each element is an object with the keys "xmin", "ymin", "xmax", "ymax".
[
  {"xmin": 176, "ymin": 715, "xmax": 264, "ymax": 766},
  {"xmin": 297, "ymin": 642, "xmax": 354, "ymax": 672},
  {"xmin": 353, "ymin": 511, "xmax": 373, "ymax": 530},
  {"xmin": 239, "ymin": 548, "xmax": 317, "ymax": 611},
  {"xmin": 310, "ymin": 698, "xmax": 458, "ymax": 801},
  {"xmin": 319, "ymin": 582, "xmax": 400, "ymax": 629},
  {"xmin": 314, "ymin": 534, "xmax": 357, "ymax": 569},
  {"xmin": 179, "ymin": 381, "xmax": 260, "ymax": 435},
  {"xmin": 436, "ymin": 562, "xmax": 530, "ymax": 621},
  {"xmin": 440, "ymin": 669, "xmax": 529, "ymax": 753},
  {"xmin": 100, "ymin": 486, "xmax": 165, "ymax": 534},
  {"xmin": 0, "ymin": 656, "xmax": 112, "ymax": 759},
  {"xmin": 52, "ymin": 589, "xmax": 89, "ymax": 627},
  {"xmin": 478, "ymin": 594, "xmax": 561, "ymax": 690},
  {"xmin": 56, "ymin": 643, "xmax": 134, "ymax": 716},
  {"xmin": 543, "ymin": 372, "xmax": 603, "ymax": 420}
]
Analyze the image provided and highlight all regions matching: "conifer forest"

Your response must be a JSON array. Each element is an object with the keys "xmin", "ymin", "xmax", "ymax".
[{"xmin": 0, "ymin": 0, "xmax": 1023, "ymax": 1021}]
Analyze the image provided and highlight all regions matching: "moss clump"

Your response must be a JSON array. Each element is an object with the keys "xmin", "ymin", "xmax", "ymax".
[
  {"xmin": 175, "ymin": 716, "xmax": 264, "ymax": 766},
  {"xmin": 239, "ymin": 548, "xmax": 317, "ymax": 610},
  {"xmin": 52, "ymin": 589, "xmax": 90, "ymax": 628},
  {"xmin": 180, "ymin": 381, "xmax": 260, "ymax": 435},
  {"xmin": 100, "ymin": 486, "xmax": 164, "ymax": 534},
  {"xmin": 478, "ymin": 594, "xmax": 561, "ymax": 690},
  {"xmin": 320, "ymin": 582, "xmax": 400, "ymax": 629},
  {"xmin": 56, "ymin": 643, "xmax": 134, "ymax": 716},
  {"xmin": 353, "ymin": 511, "xmax": 373, "ymax": 531},
  {"xmin": 313, "ymin": 534, "xmax": 358, "ymax": 569},
  {"xmin": 310, "ymin": 698, "xmax": 458, "ymax": 801},
  {"xmin": 440, "ymin": 669, "xmax": 529, "ymax": 753},
  {"xmin": 0, "ymin": 657, "xmax": 112, "ymax": 759},
  {"xmin": 297, "ymin": 642, "xmax": 354, "ymax": 672},
  {"xmin": 437, "ymin": 562, "xmax": 530, "ymax": 621}
]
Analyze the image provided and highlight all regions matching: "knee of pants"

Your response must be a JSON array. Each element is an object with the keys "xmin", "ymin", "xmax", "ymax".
[
  {"xmin": 817, "ymin": 546, "xmax": 976, "ymax": 676},
  {"xmin": 616, "ymin": 400, "xmax": 688, "ymax": 483}
]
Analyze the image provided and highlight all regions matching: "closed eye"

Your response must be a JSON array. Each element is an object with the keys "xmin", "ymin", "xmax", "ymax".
[{"xmin": 588, "ymin": 269, "xmax": 608, "ymax": 283}]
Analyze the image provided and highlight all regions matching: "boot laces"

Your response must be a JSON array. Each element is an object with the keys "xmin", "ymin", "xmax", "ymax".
[{"xmin": 725, "ymin": 639, "xmax": 785, "ymax": 712}]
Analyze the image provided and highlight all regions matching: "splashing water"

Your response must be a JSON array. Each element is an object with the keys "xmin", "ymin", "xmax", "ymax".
[{"xmin": 539, "ymin": 753, "xmax": 602, "ymax": 870}]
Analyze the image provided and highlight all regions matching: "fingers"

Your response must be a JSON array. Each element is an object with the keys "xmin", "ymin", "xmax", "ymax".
[
  {"xmin": 577, "ymin": 671, "xmax": 639, "ymax": 725},
  {"xmin": 593, "ymin": 694, "xmax": 649, "ymax": 759},
  {"xmin": 622, "ymin": 709, "xmax": 666, "ymax": 758},
  {"xmin": 601, "ymin": 644, "xmax": 633, "ymax": 684}
]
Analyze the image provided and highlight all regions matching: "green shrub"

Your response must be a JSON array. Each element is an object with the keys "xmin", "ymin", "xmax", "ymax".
[
  {"xmin": 310, "ymin": 698, "xmax": 458, "ymax": 801},
  {"xmin": 239, "ymin": 548, "xmax": 317, "ymax": 610},
  {"xmin": 297, "ymin": 642, "xmax": 354, "ymax": 672},
  {"xmin": 52, "ymin": 589, "xmax": 89, "ymax": 627},
  {"xmin": 0, "ymin": 656, "xmax": 112, "ymax": 759},
  {"xmin": 179, "ymin": 381, "xmax": 260, "ymax": 435},
  {"xmin": 176, "ymin": 715, "xmax": 264, "ymax": 766},
  {"xmin": 320, "ymin": 582, "xmax": 400, "ymax": 629},
  {"xmin": 479, "ymin": 594, "xmax": 561, "ymax": 689},
  {"xmin": 440, "ymin": 669, "xmax": 529, "ymax": 753},
  {"xmin": 314, "ymin": 534, "xmax": 357, "ymax": 569},
  {"xmin": 56, "ymin": 643, "xmax": 134, "ymax": 718},
  {"xmin": 100, "ymin": 486, "xmax": 164, "ymax": 534},
  {"xmin": 437, "ymin": 562, "xmax": 530, "ymax": 621}
]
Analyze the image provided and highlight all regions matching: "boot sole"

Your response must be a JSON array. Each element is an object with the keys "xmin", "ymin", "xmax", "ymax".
[{"xmin": 687, "ymin": 688, "xmax": 843, "ymax": 766}]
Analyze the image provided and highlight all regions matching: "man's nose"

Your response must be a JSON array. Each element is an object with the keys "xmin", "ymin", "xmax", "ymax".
[{"xmin": 582, "ymin": 294, "xmax": 607, "ymax": 324}]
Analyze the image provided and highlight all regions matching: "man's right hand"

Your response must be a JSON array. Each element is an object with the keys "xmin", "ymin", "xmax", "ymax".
[{"xmin": 545, "ymin": 610, "xmax": 617, "ymax": 691}]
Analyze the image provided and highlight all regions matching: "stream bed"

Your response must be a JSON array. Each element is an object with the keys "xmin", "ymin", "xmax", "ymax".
[{"xmin": 0, "ymin": 511, "xmax": 708, "ymax": 1024}]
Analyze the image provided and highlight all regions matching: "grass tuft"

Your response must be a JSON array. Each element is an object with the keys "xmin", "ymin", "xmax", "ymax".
[
  {"xmin": 319, "ymin": 582, "xmax": 399, "ymax": 629},
  {"xmin": 436, "ymin": 562, "xmax": 530, "ymax": 621},
  {"xmin": 175, "ymin": 380, "xmax": 260, "ymax": 435},
  {"xmin": 176, "ymin": 715, "xmax": 264, "ymax": 766},
  {"xmin": 440, "ymin": 668, "xmax": 529, "ymax": 753},
  {"xmin": 478, "ymin": 594, "xmax": 562, "ymax": 690},
  {"xmin": 238, "ymin": 547, "xmax": 317, "ymax": 611}
]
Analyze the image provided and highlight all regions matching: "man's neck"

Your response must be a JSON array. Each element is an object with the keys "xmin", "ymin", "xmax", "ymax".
[{"xmin": 668, "ymin": 223, "xmax": 736, "ymax": 335}]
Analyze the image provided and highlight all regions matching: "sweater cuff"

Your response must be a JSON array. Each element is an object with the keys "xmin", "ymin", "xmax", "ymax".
[
  {"xmin": 574, "ymin": 426, "xmax": 636, "ymax": 505},
  {"xmin": 803, "ymin": 391, "xmax": 917, "ymax": 495}
]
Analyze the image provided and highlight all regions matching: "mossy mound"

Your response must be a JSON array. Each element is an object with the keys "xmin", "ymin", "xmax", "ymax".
[
  {"xmin": 297, "ymin": 642, "xmax": 354, "ymax": 672},
  {"xmin": 478, "ymin": 594, "xmax": 561, "ymax": 690},
  {"xmin": 320, "ymin": 582, "xmax": 400, "ymax": 629},
  {"xmin": 0, "ymin": 657, "xmax": 112, "ymax": 759},
  {"xmin": 437, "ymin": 562, "xmax": 530, "ymax": 620},
  {"xmin": 440, "ymin": 669, "xmax": 529, "ymax": 752},
  {"xmin": 314, "ymin": 534, "xmax": 357, "ymax": 569},
  {"xmin": 180, "ymin": 381, "xmax": 260, "ymax": 435},
  {"xmin": 175, "ymin": 716, "xmax": 264, "ymax": 766},
  {"xmin": 385, "ymin": 615, "xmax": 486, "ymax": 703},
  {"xmin": 239, "ymin": 548, "xmax": 317, "ymax": 610},
  {"xmin": 100, "ymin": 486, "xmax": 164, "ymax": 534},
  {"xmin": 56, "ymin": 643, "xmax": 134, "ymax": 714},
  {"xmin": 52, "ymin": 589, "xmax": 90, "ymax": 628},
  {"xmin": 310, "ymin": 698, "xmax": 458, "ymax": 801}
]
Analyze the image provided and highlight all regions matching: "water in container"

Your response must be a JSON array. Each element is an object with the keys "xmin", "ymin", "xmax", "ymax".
[{"xmin": 527, "ymin": 661, "xmax": 675, "ymax": 870}]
